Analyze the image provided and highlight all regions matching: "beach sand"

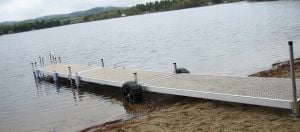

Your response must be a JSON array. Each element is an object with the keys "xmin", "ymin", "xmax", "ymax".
[{"xmin": 81, "ymin": 59, "xmax": 300, "ymax": 132}]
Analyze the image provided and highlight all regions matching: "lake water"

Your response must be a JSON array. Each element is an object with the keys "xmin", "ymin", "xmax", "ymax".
[{"xmin": 0, "ymin": 1, "xmax": 300, "ymax": 131}]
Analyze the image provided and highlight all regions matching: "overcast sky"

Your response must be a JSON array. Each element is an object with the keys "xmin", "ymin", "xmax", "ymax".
[{"xmin": 0, "ymin": 0, "xmax": 158, "ymax": 22}]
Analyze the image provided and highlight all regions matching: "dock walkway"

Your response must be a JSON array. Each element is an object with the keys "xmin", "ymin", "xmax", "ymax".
[{"xmin": 37, "ymin": 63, "xmax": 300, "ymax": 110}]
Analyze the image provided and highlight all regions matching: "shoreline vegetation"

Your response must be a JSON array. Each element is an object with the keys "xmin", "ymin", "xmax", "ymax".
[
  {"xmin": 0, "ymin": 0, "xmax": 272, "ymax": 36},
  {"xmin": 81, "ymin": 58, "xmax": 300, "ymax": 132}
]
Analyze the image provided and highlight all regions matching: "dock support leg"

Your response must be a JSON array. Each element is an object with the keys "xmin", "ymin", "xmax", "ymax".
[
  {"xmin": 101, "ymin": 59, "xmax": 104, "ymax": 68},
  {"xmin": 31, "ymin": 62, "xmax": 38, "ymax": 79},
  {"xmin": 173, "ymin": 63, "xmax": 177, "ymax": 74},
  {"xmin": 52, "ymin": 71, "xmax": 58, "ymax": 82},
  {"xmin": 34, "ymin": 70, "xmax": 40, "ymax": 79},
  {"xmin": 289, "ymin": 41, "xmax": 299, "ymax": 117},
  {"xmin": 75, "ymin": 72, "xmax": 80, "ymax": 87},
  {"xmin": 133, "ymin": 72, "xmax": 138, "ymax": 84},
  {"xmin": 68, "ymin": 66, "xmax": 73, "ymax": 85}
]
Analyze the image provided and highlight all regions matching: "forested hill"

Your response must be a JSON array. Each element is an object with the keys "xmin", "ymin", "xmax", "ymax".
[
  {"xmin": 36, "ymin": 7, "xmax": 124, "ymax": 21},
  {"xmin": 0, "ymin": 7, "xmax": 124, "ymax": 26},
  {"xmin": 0, "ymin": 0, "xmax": 253, "ymax": 36}
]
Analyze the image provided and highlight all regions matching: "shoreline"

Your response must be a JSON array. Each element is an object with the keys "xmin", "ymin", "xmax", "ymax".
[
  {"xmin": 0, "ymin": 0, "xmax": 243, "ymax": 36},
  {"xmin": 81, "ymin": 58, "xmax": 300, "ymax": 132}
]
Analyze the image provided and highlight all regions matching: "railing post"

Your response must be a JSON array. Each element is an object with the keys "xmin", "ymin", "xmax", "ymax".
[
  {"xmin": 289, "ymin": 41, "xmax": 299, "ymax": 117},
  {"xmin": 41, "ymin": 56, "xmax": 44, "ymax": 67},
  {"xmin": 101, "ymin": 58, "xmax": 104, "ymax": 68},
  {"xmin": 133, "ymin": 72, "xmax": 138, "ymax": 84},
  {"xmin": 31, "ymin": 62, "xmax": 40, "ymax": 79},
  {"xmin": 39, "ymin": 54, "xmax": 42, "ymax": 67},
  {"xmin": 58, "ymin": 57, "xmax": 62, "ymax": 63},
  {"xmin": 34, "ymin": 62, "xmax": 37, "ymax": 68},
  {"xmin": 49, "ymin": 52, "xmax": 53, "ymax": 64},
  {"xmin": 173, "ymin": 63, "xmax": 177, "ymax": 74},
  {"xmin": 52, "ymin": 55, "xmax": 55, "ymax": 64},
  {"xmin": 31, "ymin": 62, "xmax": 35, "ymax": 73}
]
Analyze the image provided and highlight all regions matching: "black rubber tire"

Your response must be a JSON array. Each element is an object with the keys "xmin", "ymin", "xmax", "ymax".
[
  {"xmin": 121, "ymin": 81, "xmax": 143, "ymax": 103},
  {"xmin": 121, "ymin": 82, "xmax": 131, "ymax": 102},
  {"xmin": 176, "ymin": 68, "xmax": 190, "ymax": 74}
]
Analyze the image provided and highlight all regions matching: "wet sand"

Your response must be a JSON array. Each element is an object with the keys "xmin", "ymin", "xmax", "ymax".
[{"xmin": 81, "ymin": 59, "xmax": 300, "ymax": 132}]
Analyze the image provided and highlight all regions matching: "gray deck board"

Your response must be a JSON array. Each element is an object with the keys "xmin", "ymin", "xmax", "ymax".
[{"xmin": 144, "ymin": 74, "xmax": 300, "ymax": 101}]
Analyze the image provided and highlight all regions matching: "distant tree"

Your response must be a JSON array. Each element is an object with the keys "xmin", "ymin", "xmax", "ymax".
[
  {"xmin": 83, "ymin": 16, "xmax": 90, "ymax": 22},
  {"xmin": 212, "ymin": 0, "xmax": 223, "ymax": 3}
]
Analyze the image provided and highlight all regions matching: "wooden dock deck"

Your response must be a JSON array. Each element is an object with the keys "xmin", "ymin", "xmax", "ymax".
[{"xmin": 36, "ymin": 63, "xmax": 300, "ymax": 110}]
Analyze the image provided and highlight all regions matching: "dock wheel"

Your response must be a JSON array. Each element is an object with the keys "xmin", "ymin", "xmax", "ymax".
[
  {"xmin": 122, "ymin": 85, "xmax": 130, "ymax": 102},
  {"xmin": 122, "ymin": 81, "xmax": 143, "ymax": 103}
]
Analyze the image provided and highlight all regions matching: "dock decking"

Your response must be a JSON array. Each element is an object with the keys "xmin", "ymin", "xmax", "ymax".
[{"xmin": 37, "ymin": 63, "xmax": 300, "ymax": 110}]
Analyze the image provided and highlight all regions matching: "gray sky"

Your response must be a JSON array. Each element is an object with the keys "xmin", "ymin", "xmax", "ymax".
[{"xmin": 0, "ymin": 0, "xmax": 157, "ymax": 22}]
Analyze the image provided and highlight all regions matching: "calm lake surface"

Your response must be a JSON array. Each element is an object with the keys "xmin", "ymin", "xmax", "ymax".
[{"xmin": 0, "ymin": 1, "xmax": 300, "ymax": 131}]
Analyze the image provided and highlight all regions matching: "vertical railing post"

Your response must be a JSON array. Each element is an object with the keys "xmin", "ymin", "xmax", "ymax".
[
  {"xmin": 49, "ymin": 52, "xmax": 53, "ymax": 64},
  {"xmin": 173, "ymin": 63, "xmax": 177, "ymax": 74},
  {"xmin": 58, "ymin": 57, "xmax": 62, "ymax": 63},
  {"xmin": 31, "ymin": 62, "xmax": 35, "ymax": 73},
  {"xmin": 101, "ymin": 58, "xmax": 104, "ymax": 68},
  {"xmin": 41, "ymin": 56, "xmax": 44, "ymax": 67},
  {"xmin": 52, "ymin": 55, "xmax": 55, "ymax": 64},
  {"xmin": 289, "ymin": 41, "xmax": 299, "ymax": 117},
  {"xmin": 133, "ymin": 72, "xmax": 138, "ymax": 84},
  {"xmin": 34, "ymin": 62, "xmax": 37, "ymax": 68},
  {"xmin": 31, "ymin": 62, "xmax": 40, "ymax": 79}
]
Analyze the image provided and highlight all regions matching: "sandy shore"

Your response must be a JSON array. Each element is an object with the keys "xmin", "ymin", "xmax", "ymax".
[{"xmin": 81, "ymin": 59, "xmax": 300, "ymax": 132}]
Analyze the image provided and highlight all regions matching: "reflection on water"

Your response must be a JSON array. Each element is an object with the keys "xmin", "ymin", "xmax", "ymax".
[
  {"xmin": 0, "ymin": 75, "xmax": 131, "ymax": 132},
  {"xmin": 35, "ymin": 76, "xmax": 180, "ymax": 111},
  {"xmin": 28, "ymin": 76, "xmax": 181, "ymax": 131},
  {"xmin": 34, "ymin": 77, "xmax": 125, "ymax": 107}
]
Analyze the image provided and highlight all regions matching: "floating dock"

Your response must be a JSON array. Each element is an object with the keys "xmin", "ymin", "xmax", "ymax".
[
  {"xmin": 33, "ymin": 41, "xmax": 299, "ymax": 116},
  {"xmin": 35, "ymin": 63, "xmax": 300, "ymax": 110}
]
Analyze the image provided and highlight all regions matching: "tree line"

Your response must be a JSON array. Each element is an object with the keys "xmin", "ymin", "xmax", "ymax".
[
  {"xmin": 0, "ymin": 0, "xmax": 244, "ymax": 36},
  {"xmin": 0, "ymin": 20, "xmax": 60, "ymax": 35}
]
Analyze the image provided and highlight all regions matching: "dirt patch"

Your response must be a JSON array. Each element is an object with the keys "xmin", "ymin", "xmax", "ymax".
[
  {"xmin": 249, "ymin": 58, "xmax": 300, "ymax": 78},
  {"xmin": 82, "ymin": 59, "xmax": 300, "ymax": 132}
]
